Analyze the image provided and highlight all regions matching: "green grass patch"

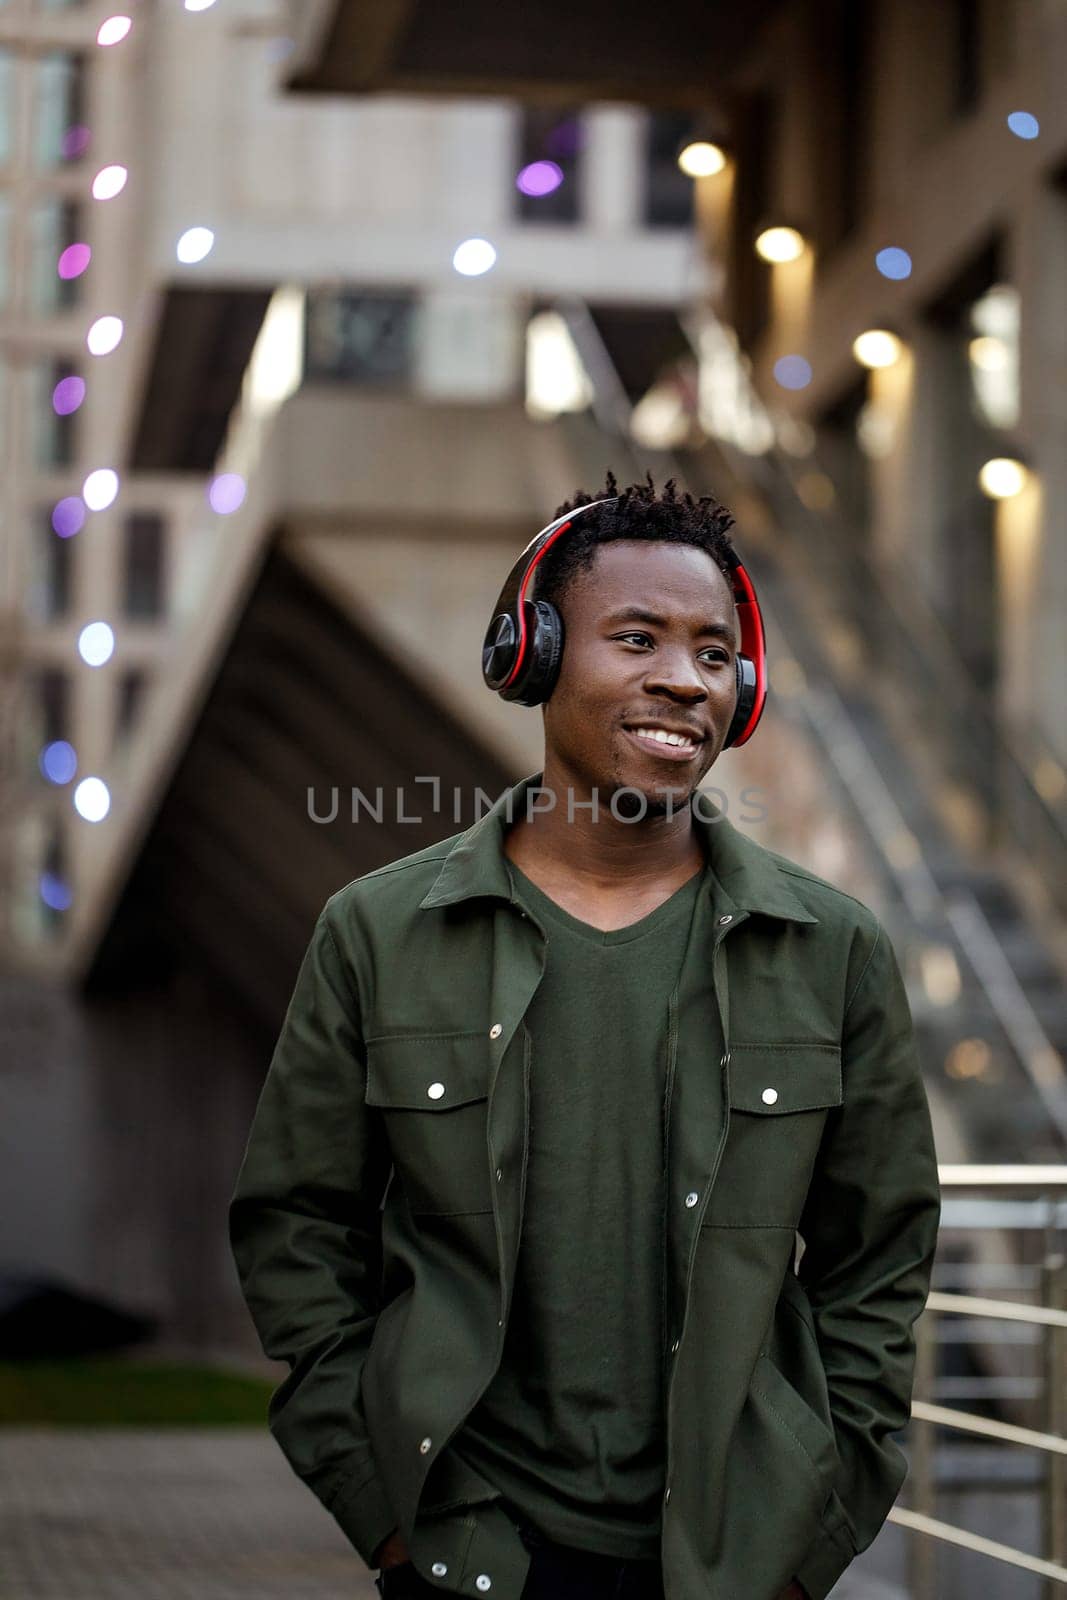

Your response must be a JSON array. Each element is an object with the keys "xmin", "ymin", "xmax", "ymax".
[{"xmin": 0, "ymin": 1359, "xmax": 274, "ymax": 1425}]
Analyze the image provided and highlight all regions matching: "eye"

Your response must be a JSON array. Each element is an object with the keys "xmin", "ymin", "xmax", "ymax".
[{"xmin": 614, "ymin": 633, "xmax": 730, "ymax": 664}]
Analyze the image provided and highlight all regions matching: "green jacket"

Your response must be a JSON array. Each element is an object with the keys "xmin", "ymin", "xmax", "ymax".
[{"xmin": 229, "ymin": 772, "xmax": 940, "ymax": 1600}]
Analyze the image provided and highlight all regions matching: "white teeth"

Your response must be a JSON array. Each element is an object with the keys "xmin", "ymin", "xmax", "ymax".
[{"xmin": 632, "ymin": 727, "xmax": 696, "ymax": 749}]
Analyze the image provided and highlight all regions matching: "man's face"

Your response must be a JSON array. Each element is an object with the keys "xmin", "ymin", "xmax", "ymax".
[{"xmin": 542, "ymin": 540, "xmax": 740, "ymax": 811}]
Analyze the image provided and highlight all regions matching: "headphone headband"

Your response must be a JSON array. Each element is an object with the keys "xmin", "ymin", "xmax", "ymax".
[{"xmin": 481, "ymin": 496, "xmax": 767, "ymax": 747}]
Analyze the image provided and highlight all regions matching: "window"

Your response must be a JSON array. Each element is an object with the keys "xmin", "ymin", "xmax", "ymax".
[
  {"xmin": 304, "ymin": 291, "xmax": 416, "ymax": 385},
  {"xmin": 29, "ymin": 199, "xmax": 81, "ymax": 313},
  {"xmin": 0, "ymin": 50, "xmax": 14, "ymax": 168},
  {"xmin": 36, "ymin": 666, "xmax": 69, "ymax": 745},
  {"xmin": 33, "ymin": 52, "xmax": 87, "ymax": 169},
  {"xmin": 116, "ymin": 669, "xmax": 146, "ymax": 735},
  {"xmin": 642, "ymin": 112, "xmax": 695, "ymax": 229},
  {"xmin": 26, "ymin": 508, "xmax": 73, "ymax": 620},
  {"xmin": 515, "ymin": 107, "xmax": 582, "ymax": 225},
  {"xmin": 122, "ymin": 512, "xmax": 166, "ymax": 619}
]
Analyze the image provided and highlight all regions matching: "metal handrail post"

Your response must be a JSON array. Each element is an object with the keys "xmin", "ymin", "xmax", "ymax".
[
  {"xmin": 909, "ymin": 1304, "xmax": 939, "ymax": 1599},
  {"xmin": 1044, "ymin": 1255, "xmax": 1067, "ymax": 1600}
]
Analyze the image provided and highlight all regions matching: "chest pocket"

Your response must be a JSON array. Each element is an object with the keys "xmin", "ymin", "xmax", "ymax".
[
  {"xmin": 702, "ymin": 1044, "xmax": 842, "ymax": 1229},
  {"xmin": 364, "ymin": 1032, "xmax": 493, "ymax": 1217}
]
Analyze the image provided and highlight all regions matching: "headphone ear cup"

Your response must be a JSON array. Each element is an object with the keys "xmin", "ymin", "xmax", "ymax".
[
  {"xmin": 515, "ymin": 600, "xmax": 565, "ymax": 706},
  {"xmin": 723, "ymin": 654, "xmax": 757, "ymax": 748}
]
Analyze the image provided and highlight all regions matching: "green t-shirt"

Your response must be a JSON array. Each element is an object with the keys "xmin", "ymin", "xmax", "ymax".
[{"xmin": 451, "ymin": 856, "xmax": 707, "ymax": 1559}]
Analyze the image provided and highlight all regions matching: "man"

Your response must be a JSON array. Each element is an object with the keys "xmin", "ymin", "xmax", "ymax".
[{"xmin": 229, "ymin": 474, "xmax": 941, "ymax": 1600}]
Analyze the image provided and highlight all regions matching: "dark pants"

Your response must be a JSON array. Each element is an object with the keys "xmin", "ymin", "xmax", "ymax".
[{"xmin": 375, "ymin": 1518, "xmax": 665, "ymax": 1600}]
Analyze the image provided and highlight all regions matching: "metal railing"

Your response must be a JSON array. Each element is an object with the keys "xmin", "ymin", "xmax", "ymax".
[{"xmin": 897, "ymin": 1166, "xmax": 1067, "ymax": 1595}]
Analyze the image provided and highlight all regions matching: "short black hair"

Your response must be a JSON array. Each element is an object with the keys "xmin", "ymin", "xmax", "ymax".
[{"xmin": 535, "ymin": 470, "xmax": 737, "ymax": 617}]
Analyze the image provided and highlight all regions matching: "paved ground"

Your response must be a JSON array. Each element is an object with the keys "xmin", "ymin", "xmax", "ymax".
[{"xmin": 0, "ymin": 1429, "xmax": 379, "ymax": 1600}]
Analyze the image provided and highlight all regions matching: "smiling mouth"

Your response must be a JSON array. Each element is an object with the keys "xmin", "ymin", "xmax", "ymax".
[{"xmin": 624, "ymin": 727, "xmax": 703, "ymax": 762}]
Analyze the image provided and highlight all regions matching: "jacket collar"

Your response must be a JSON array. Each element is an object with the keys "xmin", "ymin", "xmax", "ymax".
[{"xmin": 418, "ymin": 773, "xmax": 818, "ymax": 925}]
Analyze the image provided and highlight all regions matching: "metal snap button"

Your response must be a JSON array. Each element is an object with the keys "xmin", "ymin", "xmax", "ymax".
[
  {"xmin": 431, "ymin": 1562, "xmax": 448, "ymax": 1577},
  {"xmin": 475, "ymin": 1576, "xmax": 492, "ymax": 1592},
  {"xmin": 718, "ymin": 914, "xmax": 733, "ymax": 925},
  {"xmin": 496, "ymin": 1168, "xmax": 503, "ymax": 1181},
  {"xmin": 685, "ymin": 1191, "xmax": 699, "ymax": 1208},
  {"xmin": 762, "ymin": 1087, "xmax": 779, "ymax": 1105},
  {"xmin": 664, "ymin": 1486, "xmax": 671, "ymax": 1504},
  {"xmin": 427, "ymin": 1082, "xmax": 445, "ymax": 1100},
  {"xmin": 489, "ymin": 1023, "xmax": 502, "ymax": 1039},
  {"xmin": 671, "ymin": 1339, "xmax": 680, "ymax": 1353},
  {"xmin": 419, "ymin": 1436, "xmax": 432, "ymax": 1454}
]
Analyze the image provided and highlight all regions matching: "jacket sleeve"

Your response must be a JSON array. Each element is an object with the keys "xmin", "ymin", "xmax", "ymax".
[
  {"xmin": 227, "ymin": 897, "xmax": 397, "ymax": 1569},
  {"xmin": 792, "ymin": 918, "xmax": 941, "ymax": 1600}
]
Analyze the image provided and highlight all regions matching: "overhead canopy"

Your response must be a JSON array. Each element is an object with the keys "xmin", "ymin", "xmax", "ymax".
[{"xmin": 287, "ymin": 0, "xmax": 783, "ymax": 105}]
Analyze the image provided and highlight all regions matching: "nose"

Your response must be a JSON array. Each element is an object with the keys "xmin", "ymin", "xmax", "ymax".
[{"xmin": 643, "ymin": 646, "xmax": 710, "ymax": 703}]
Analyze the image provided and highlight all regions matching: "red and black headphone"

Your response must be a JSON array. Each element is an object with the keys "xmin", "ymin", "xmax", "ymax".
[{"xmin": 481, "ymin": 496, "xmax": 767, "ymax": 748}]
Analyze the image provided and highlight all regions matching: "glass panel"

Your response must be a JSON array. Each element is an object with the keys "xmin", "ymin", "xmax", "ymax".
[
  {"xmin": 26, "ymin": 508, "xmax": 73, "ymax": 620},
  {"xmin": 304, "ymin": 291, "xmax": 416, "ymax": 384},
  {"xmin": 0, "ymin": 193, "xmax": 10, "ymax": 310},
  {"xmin": 29, "ymin": 198, "xmax": 81, "ymax": 313},
  {"xmin": 0, "ymin": 50, "xmax": 14, "ymax": 168},
  {"xmin": 515, "ymin": 107, "xmax": 582, "ymax": 224},
  {"xmin": 116, "ymin": 669, "xmax": 146, "ymax": 735},
  {"xmin": 28, "ymin": 360, "xmax": 77, "ymax": 468},
  {"xmin": 123, "ymin": 513, "xmax": 166, "ymax": 619},
  {"xmin": 643, "ymin": 112, "xmax": 695, "ymax": 229},
  {"xmin": 33, "ymin": 52, "xmax": 86, "ymax": 169}
]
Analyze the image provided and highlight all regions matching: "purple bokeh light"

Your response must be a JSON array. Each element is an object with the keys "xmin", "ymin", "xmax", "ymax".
[
  {"xmin": 61, "ymin": 125, "xmax": 92, "ymax": 160},
  {"xmin": 52, "ymin": 497, "xmax": 86, "ymax": 538},
  {"xmin": 40, "ymin": 740, "xmax": 78, "ymax": 785},
  {"xmin": 57, "ymin": 242, "xmax": 92, "ymax": 280},
  {"xmin": 516, "ymin": 160, "xmax": 564, "ymax": 197},
  {"xmin": 208, "ymin": 473, "xmax": 247, "ymax": 515},
  {"xmin": 40, "ymin": 872, "xmax": 73, "ymax": 912},
  {"xmin": 52, "ymin": 376, "xmax": 86, "ymax": 416}
]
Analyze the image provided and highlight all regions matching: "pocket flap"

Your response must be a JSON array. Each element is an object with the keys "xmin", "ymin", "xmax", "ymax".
[
  {"xmin": 728, "ymin": 1045, "xmax": 842, "ymax": 1114},
  {"xmin": 364, "ymin": 1032, "xmax": 490, "ymax": 1110}
]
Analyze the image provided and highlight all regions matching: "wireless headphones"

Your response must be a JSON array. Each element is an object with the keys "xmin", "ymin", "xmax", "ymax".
[{"xmin": 481, "ymin": 496, "xmax": 767, "ymax": 748}]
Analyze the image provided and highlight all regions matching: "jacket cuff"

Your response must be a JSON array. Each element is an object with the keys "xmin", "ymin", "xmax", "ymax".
[
  {"xmin": 792, "ymin": 1491, "xmax": 857, "ymax": 1600},
  {"xmin": 323, "ymin": 1469, "xmax": 398, "ymax": 1569}
]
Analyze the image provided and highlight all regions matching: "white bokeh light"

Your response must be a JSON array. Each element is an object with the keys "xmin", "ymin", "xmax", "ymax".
[
  {"xmin": 92, "ymin": 164, "xmax": 128, "ymax": 200},
  {"xmin": 184, "ymin": 0, "xmax": 218, "ymax": 9},
  {"xmin": 74, "ymin": 777, "xmax": 111, "ymax": 822},
  {"xmin": 97, "ymin": 15, "xmax": 132, "ymax": 47},
  {"xmin": 82, "ymin": 468, "xmax": 119, "ymax": 511},
  {"xmin": 452, "ymin": 238, "xmax": 497, "ymax": 277},
  {"xmin": 87, "ymin": 316, "xmax": 124, "ymax": 355},
  {"xmin": 176, "ymin": 226, "xmax": 215, "ymax": 264},
  {"xmin": 78, "ymin": 621, "xmax": 116, "ymax": 666}
]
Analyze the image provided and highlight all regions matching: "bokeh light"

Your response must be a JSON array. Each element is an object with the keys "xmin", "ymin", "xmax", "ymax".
[
  {"xmin": 678, "ymin": 141, "xmax": 726, "ymax": 178},
  {"xmin": 208, "ymin": 473, "xmax": 247, "ymax": 514},
  {"xmin": 83, "ymin": 469, "xmax": 119, "ymax": 511},
  {"xmin": 87, "ymin": 316, "xmax": 123, "ymax": 355},
  {"xmin": 875, "ymin": 247, "xmax": 912, "ymax": 280},
  {"xmin": 755, "ymin": 226, "xmax": 805, "ymax": 263},
  {"xmin": 40, "ymin": 873, "xmax": 73, "ymax": 912},
  {"xmin": 61, "ymin": 125, "xmax": 92, "ymax": 160},
  {"xmin": 52, "ymin": 497, "xmax": 86, "ymax": 538},
  {"xmin": 176, "ymin": 226, "xmax": 215, "ymax": 264},
  {"xmin": 96, "ymin": 15, "xmax": 132, "ymax": 47},
  {"xmin": 52, "ymin": 376, "xmax": 86, "ymax": 416},
  {"xmin": 452, "ymin": 238, "xmax": 497, "ymax": 276},
  {"xmin": 40, "ymin": 741, "xmax": 78, "ymax": 785},
  {"xmin": 91, "ymin": 164, "xmax": 128, "ymax": 200},
  {"xmin": 852, "ymin": 330, "xmax": 902, "ymax": 368},
  {"xmin": 78, "ymin": 621, "xmax": 116, "ymax": 666},
  {"xmin": 773, "ymin": 355, "xmax": 812, "ymax": 390},
  {"xmin": 184, "ymin": 0, "xmax": 218, "ymax": 9},
  {"xmin": 1007, "ymin": 111, "xmax": 1039, "ymax": 140},
  {"xmin": 516, "ymin": 161, "xmax": 563, "ymax": 197},
  {"xmin": 978, "ymin": 457, "xmax": 1027, "ymax": 499},
  {"xmin": 74, "ymin": 777, "xmax": 111, "ymax": 822},
  {"xmin": 57, "ymin": 242, "xmax": 92, "ymax": 280}
]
